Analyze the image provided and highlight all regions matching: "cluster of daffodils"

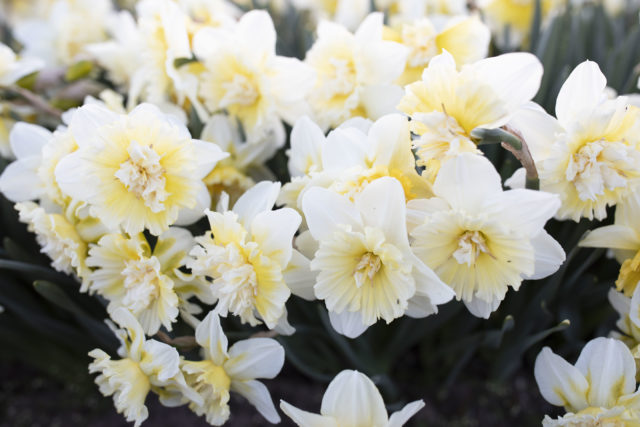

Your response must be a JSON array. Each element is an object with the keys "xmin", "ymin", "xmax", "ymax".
[{"xmin": 1, "ymin": 0, "xmax": 640, "ymax": 425}]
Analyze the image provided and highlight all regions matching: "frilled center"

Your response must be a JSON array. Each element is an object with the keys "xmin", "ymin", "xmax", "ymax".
[
  {"xmin": 211, "ymin": 242, "xmax": 259, "ymax": 317},
  {"xmin": 121, "ymin": 256, "xmax": 162, "ymax": 313},
  {"xmin": 566, "ymin": 140, "xmax": 635, "ymax": 201},
  {"xmin": 326, "ymin": 57, "xmax": 357, "ymax": 97},
  {"xmin": 453, "ymin": 230, "xmax": 491, "ymax": 266},
  {"xmin": 115, "ymin": 141, "xmax": 168, "ymax": 212},
  {"xmin": 402, "ymin": 21, "xmax": 438, "ymax": 67},
  {"xmin": 354, "ymin": 252, "xmax": 382, "ymax": 289},
  {"xmin": 220, "ymin": 74, "xmax": 259, "ymax": 108}
]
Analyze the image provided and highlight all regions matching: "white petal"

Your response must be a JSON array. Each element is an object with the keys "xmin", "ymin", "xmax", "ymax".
[
  {"xmin": 270, "ymin": 57, "xmax": 316, "ymax": 125},
  {"xmin": 140, "ymin": 339, "xmax": 181, "ymax": 382},
  {"xmin": 191, "ymin": 139, "xmax": 230, "ymax": 179},
  {"xmin": 507, "ymin": 103, "xmax": 560, "ymax": 161},
  {"xmin": 405, "ymin": 295, "xmax": 438, "ymax": 319},
  {"xmin": 280, "ymin": 401, "xmax": 338, "ymax": 427},
  {"xmin": 492, "ymin": 189, "xmax": 560, "ymax": 236},
  {"xmin": 302, "ymin": 187, "xmax": 361, "ymax": 242},
  {"xmin": 175, "ymin": 184, "xmax": 210, "ymax": 226},
  {"xmin": 288, "ymin": 115, "xmax": 325, "ymax": 177},
  {"xmin": 471, "ymin": 52, "xmax": 543, "ymax": 117},
  {"xmin": 200, "ymin": 114, "xmax": 240, "ymax": 152},
  {"xmin": 526, "ymin": 231, "xmax": 566, "ymax": 280},
  {"xmin": 195, "ymin": 310, "xmax": 228, "ymax": 365},
  {"xmin": 231, "ymin": 380, "xmax": 280, "ymax": 424},
  {"xmin": 237, "ymin": 10, "xmax": 275, "ymax": 65},
  {"xmin": 556, "ymin": 61, "xmax": 607, "ymax": 126},
  {"xmin": 69, "ymin": 103, "xmax": 120, "ymax": 147},
  {"xmin": 534, "ymin": 347, "xmax": 589, "ymax": 410},
  {"xmin": 406, "ymin": 198, "xmax": 449, "ymax": 233},
  {"xmin": 356, "ymin": 177, "xmax": 408, "ymax": 247},
  {"xmin": 226, "ymin": 338, "xmax": 284, "ymax": 380},
  {"xmin": 283, "ymin": 249, "xmax": 317, "ymax": 301},
  {"xmin": 465, "ymin": 296, "xmax": 502, "ymax": 319},
  {"xmin": 9, "ymin": 122, "xmax": 51, "ymax": 159},
  {"xmin": 233, "ymin": 181, "xmax": 281, "ymax": 228},
  {"xmin": 0, "ymin": 157, "xmax": 44, "ymax": 202},
  {"xmin": 504, "ymin": 168, "xmax": 526, "ymax": 189},
  {"xmin": 322, "ymin": 127, "xmax": 369, "ymax": 172},
  {"xmin": 111, "ymin": 307, "xmax": 146, "ymax": 358},
  {"xmin": 320, "ymin": 370, "xmax": 388, "ymax": 424},
  {"xmin": 433, "ymin": 153, "xmax": 502, "ymax": 212},
  {"xmin": 387, "ymin": 400, "xmax": 425, "ymax": 427},
  {"xmin": 328, "ymin": 310, "xmax": 369, "ymax": 339},
  {"xmin": 580, "ymin": 225, "xmax": 640, "ymax": 251},
  {"xmin": 251, "ymin": 208, "xmax": 301, "ymax": 268},
  {"xmin": 354, "ymin": 12, "xmax": 384, "ymax": 41},
  {"xmin": 630, "ymin": 286, "xmax": 640, "ymax": 329},
  {"xmin": 575, "ymin": 337, "xmax": 636, "ymax": 407},
  {"xmin": 616, "ymin": 192, "xmax": 640, "ymax": 231},
  {"xmin": 366, "ymin": 113, "xmax": 410, "ymax": 168},
  {"xmin": 409, "ymin": 254, "xmax": 455, "ymax": 305}
]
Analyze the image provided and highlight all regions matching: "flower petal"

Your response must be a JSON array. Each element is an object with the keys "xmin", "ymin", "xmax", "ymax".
[
  {"xmin": 556, "ymin": 61, "xmax": 607, "ymax": 126},
  {"xmin": 575, "ymin": 337, "xmax": 636, "ymax": 408},
  {"xmin": 356, "ymin": 176, "xmax": 408, "ymax": 248},
  {"xmin": 195, "ymin": 310, "xmax": 228, "ymax": 365},
  {"xmin": 302, "ymin": 187, "xmax": 361, "ymax": 242},
  {"xmin": 225, "ymin": 337, "xmax": 284, "ymax": 380},
  {"xmin": 387, "ymin": 400, "xmax": 425, "ymax": 427},
  {"xmin": 580, "ymin": 225, "xmax": 640, "ymax": 251},
  {"xmin": 9, "ymin": 122, "xmax": 51, "ymax": 159},
  {"xmin": 280, "ymin": 401, "xmax": 338, "ymax": 427},
  {"xmin": 251, "ymin": 208, "xmax": 301, "ymax": 268},
  {"xmin": 328, "ymin": 309, "xmax": 369, "ymax": 339},
  {"xmin": 526, "ymin": 231, "xmax": 566, "ymax": 280},
  {"xmin": 534, "ymin": 347, "xmax": 589, "ymax": 410},
  {"xmin": 320, "ymin": 370, "xmax": 388, "ymax": 424},
  {"xmin": 231, "ymin": 380, "xmax": 280, "ymax": 424},
  {"xmin": 233, "ymin": 181, "xmax": 281, "ymax": 229}
]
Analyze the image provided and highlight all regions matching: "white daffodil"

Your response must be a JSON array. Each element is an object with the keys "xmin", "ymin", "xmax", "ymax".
[
  {"xmin": 188, "ymin": 181, "xmax": 307, "ymax": 329},
  {"xmin": 89, "ymin": 308, "xmax": 201, "ymax": 427},
  {"xmin": 281, "ymin": 369, "xmax": 425, "ymax": 427},
  {"xmin": 199, "ymin": 114, "xmax": 279, "ymax": 207},
  {"xmin": 535, "ymin": 337, "xmax": 640, "ymax": 426},
  {"xmin": 580, "ymin": 192, "xmax": 640, "ymax": 296},
  {"xmin": 409, "ymin": 154, "xmax": 564, "ymax": 318},
  {"xmin": 0, "ymin": 42, "xmax": 43, "ymax": 86},
  {"xmin": 384, "ymin": 15, "xmax": 490, "ymax": 86},
  {"xmin": 13, "ymin": 0, "xmax": 112, "ymax": 66},
  {"xmin": 182, "ymin": 309, "xmax": 284, "ymax": 425},
  {"xmin": 302, "ymin": 176, "xmax": 454, "ymax": 338},
  {"xmin": 507, "ymin": 61, "xmax": 640, "ymax": 221},
  {"xmin": 193, "ymin": 10, "xmax": 314, "ymax": 143},
  {"xmin": 479, "ymin": 0, "xmax": 562, "ymax": 47},
  {"xmin": 305, "ymin": 12, "xmax": 408, "ymax": 130},
  {"xmin": 398, "ymin": 50, "xmax": 542, "ymax": 182},
  {"xmin": 15, "ymin": 201, "xmax": 89, "ymax": 281},
  {"xmin": 86, "ymin": 227, "xmax": 210, "ymax": 335},
  {"xmin": 55, "ymin": 103, "xmax": 228, "ymax": 236}
]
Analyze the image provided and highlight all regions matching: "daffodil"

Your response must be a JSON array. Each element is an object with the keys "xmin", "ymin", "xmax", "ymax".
[
  {"xmin": 281, "ymin": 369, "xmax": 425, "ymax": 426},
  {"xmin": 0, "ymin": 42, "xmax": 43, "ymax": 86},
  {"xmin": 89, "ymin": 308, "xmax": 201, "ymax": 427},
  {"xmin": 384, "ymin": 15, "xmax": 490, "ymax": 85},
  {"xmin": 193, "ymin": 10, "xmax": 315, "ymax": 143},
  {"xmin": 535, "ymin": 337, "xmax": 640, "ymax": 426},
  {"xmin": 13, "ymin": 0, "xmax": 112, "ymax": 66},
  {"xmin": 506, "ymin": 61, "xmax": 640, "ymax": 221},
  {"xmin": 55, "ymin": 103, "xmax": 228, "ymax": 236},
  {"xmin": 305, "ymin": 12, "xmax": 408, "ymax": 130},
  {"xmin": 86, "ymin": 227, "xmax": 210, "ymax": 335},
  {"xmin": 409, "ymin": 154, "xmax": 564, "ymax": 318},
  {"xmin": 302, "ymin": 176, "xmax": 454, "ymax": 337},
  {"xmin": 188, "ymin": 181, "xmax": 304, "ymax": 329},
  {"xmin": 182, "ymin": 309, "xmax": 284, "ymax": 425},
  {"xmin": 397, "ymin": 50, "xmax": 542, "ymax": 182},
  {"xmin": 15, "ymin": 201, "xmax": 90, "ymax": 281},
  {"xmin": 608, "ymin": 288, "xmax": 640, "ymax": 370}
]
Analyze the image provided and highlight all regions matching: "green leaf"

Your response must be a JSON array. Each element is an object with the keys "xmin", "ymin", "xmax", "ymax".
[{"xmin": 65, "ymin": 60, "xmax": 94, "ymax": 82}]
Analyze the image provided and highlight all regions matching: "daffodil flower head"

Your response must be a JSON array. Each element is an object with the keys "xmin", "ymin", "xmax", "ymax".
[
  {"xmin": 409, "ymin": 153, "xmax": 564, "ymax": 318},
  {"xmin": 182, "ymin": 309, "xmax": 284, "ymax": 425},
  {"xmin": 535, "ymin": 337, "xmax": 640, "ymax": 426},
  {"xmin": 281, "ymin": 369, "xmax": 425, "ymax": 427},
  {"xmin": 507, "ymin": 61, "xmax": 640, "ymax": 221},
  {"xmin": 305, "ymin": 12, "xmax": 409, "ymax": 130},
  {"xmin": 86, "ymin": 227, "xmax": 202, "ymax": 335},
  {"xmin": 302, "ymin": 176, "xmax": 454, "ymax": 338},
  {"xmin": 89, "ymin": 308, "xmax": 200, "ymax": 427},
  {"xmin": 398, "ymin": 50, "xmax": 542, "ymax": 181},
  {"xmin": 188, "ymin": 181, "xmax": 301, "ymax": 328},
  {"xmin": 193, "ymin": 10, "xmax": 315, "ymax": 143},
  {"xmin": 54, "ymin": 102, "xmax": 229, "ymax": 236}
]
